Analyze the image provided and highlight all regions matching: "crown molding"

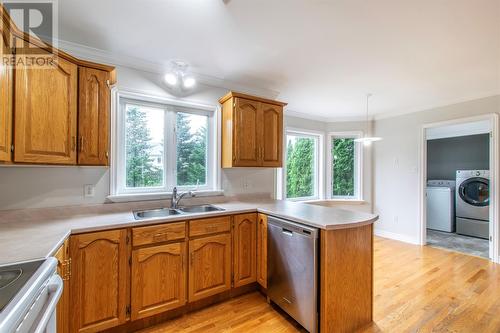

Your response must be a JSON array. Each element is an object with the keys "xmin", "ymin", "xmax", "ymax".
[
  {"xmin": 374, "ymin": 91, "xmax": 500, "ymax": 121},
  {"xmin": 285, "ymin": 109, "xmax": 367, "ymax": 123},
  {"xmin": 56, "ymin": 39, "xmax": 281, "ymax": 100}
]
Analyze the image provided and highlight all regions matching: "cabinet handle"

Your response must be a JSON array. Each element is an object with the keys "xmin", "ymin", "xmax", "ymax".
[
  {"xmin": 72, "ymin": 136, "xmax": 76, "ymax": 152},
  {"xmin": 190, "ymin": 253, "xmax": 194, "ymax": 266},
  {"xmin": 79, "ymin": 136, "xmax": 84, "ymax": 152},
  {"xmin": 152, "ymin": 233, "xmax": 168, "ymax": 241}
]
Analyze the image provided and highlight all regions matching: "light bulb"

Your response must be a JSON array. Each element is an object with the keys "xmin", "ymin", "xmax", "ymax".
[
  {"xmin": 164, "ymin": 73, "xmax": 178, "ymax": 86},
  {"xmin": 183, "ymin": 76, "xmax": 196, "ymax": 88}
]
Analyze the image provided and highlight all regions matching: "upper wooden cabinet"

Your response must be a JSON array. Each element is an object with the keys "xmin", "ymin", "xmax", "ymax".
[
  {"xmin": 0, "ymin": 6, "xmax": 115, "ymax": 165},
  {"xmin": 219, "ymin": 92, "xmax": 286, "ymax": 168},
  {"xmin": 233, "ymin": 213, "xmax": 257, "ymax": 287},
  {"xmin": 0, "ymin": 31, "xmax": 12, "ymax": 162},
  {"xmin": 78, "ymin": 67, "xmax": 111, "ymax": 165},
  {"xmin": 14, "ymin": 44, "xmax": 78, "ymax": 164},
  {"xmin": 70, "ymin": 229, "xmax": 129, "ymax": 333}
]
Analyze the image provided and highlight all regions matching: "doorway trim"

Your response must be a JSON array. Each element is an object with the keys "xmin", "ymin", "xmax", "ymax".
[{"xmin": 418, "ymin": 113, "xmax": 499, "ymax": 263}]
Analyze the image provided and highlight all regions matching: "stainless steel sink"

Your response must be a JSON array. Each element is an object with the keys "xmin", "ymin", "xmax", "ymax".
[
  {"xmin": 133, "ymin": 205, "xmax": 225, "ymax": 220},
  {"xmin": 133, "ymin": 208, "xmax": 182, "ymax": 220},
  {"xmin": 178, "ymin": 205, "xmax": 225, "ymax": 213}
]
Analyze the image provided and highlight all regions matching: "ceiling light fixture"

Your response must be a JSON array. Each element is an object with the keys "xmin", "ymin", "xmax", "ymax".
[
  {"xmin": 164, "ymin": 61, "xmax": 196, "ymax": 89},
  {"xmin": 354, "ymin": 93, "xmax": 382, "ymax": 146}
]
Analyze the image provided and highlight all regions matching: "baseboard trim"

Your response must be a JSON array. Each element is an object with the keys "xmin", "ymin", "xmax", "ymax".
[{"xmin": 374, "ymin": 229, "xmax": 420, "ymax": 245}]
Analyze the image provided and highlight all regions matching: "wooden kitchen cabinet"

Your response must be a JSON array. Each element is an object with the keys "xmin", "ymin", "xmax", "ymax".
[
  {"xmin": 0, "ymin": 7, "xmax": 116, "ymax": 166},
  {"xmin": 54, "ymin": 239, "xmax": 70, "ymax": 333},
  {"xmin": 233, "ymin": 213, "xmax": 257, "ymax": 287},
  {"xmin": 13, "ymin": 42, "xmax": 78, "ymax": 164},
  {"xmin": 70, "ymin": 229, "xmax": 129, "ymax": 333},
  {"xmin": 131, "ymin": 242, "xmax": 187, "ymax": 320},
  {"xmin": 78, "ymin": 67, "xmax": 111, "ymax": 165},
  {"xmin": 256, "ymin": 213, "xmax": 268, "ymax": 288},
  {"xmin": 261, "ymin": 103, "xmax": 283, "ymax": 167},
  {"xmin": 219, "ymin": 91, "xmax": 286, "ymax": 168},
  {"xmin": 188, "ymin": 233, "xmax": 232, "ymax": 302},
  {"xmin": 0, "ymin": 31, "xmax": 12, "ymax": 162}
]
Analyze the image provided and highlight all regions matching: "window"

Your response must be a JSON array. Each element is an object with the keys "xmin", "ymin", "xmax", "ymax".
[
  {"xmin": 328, "ymin": 133, "xmax": 362, "ymax": 199},
  {"xmin": 114, "ymin": 96, "xmax": 216, "ymax": 196},
  {"xmin": 281, "ymin": 130, "xmax": 322, "ymax": 200}
]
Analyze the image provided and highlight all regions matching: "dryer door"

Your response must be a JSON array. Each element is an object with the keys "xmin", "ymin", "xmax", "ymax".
[{"xmin": 458, "ymin": 177, "xmax": 489, "ymax": 207}]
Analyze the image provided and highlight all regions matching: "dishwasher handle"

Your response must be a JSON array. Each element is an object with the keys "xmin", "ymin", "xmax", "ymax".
[{"xmin": 268, "ymin": 216, "xmax": 319, "ymax": 238}]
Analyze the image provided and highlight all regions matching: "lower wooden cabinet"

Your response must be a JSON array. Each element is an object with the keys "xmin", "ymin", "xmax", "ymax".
[
  {"xmin": 188, "ymin": 233, "xmax": 232, "ymax": 302},
  {"xmin": 70, "ymin": 229, "xmax": 129, "ymax": 333},
  {"xmin": 62, "ymin": 213, "xmax": 266, "ymax": 330},
  {"xmin": 131, "ymin": 242, "xmax": 187, "ymax": 320},
  {"xmin": 233, "ymin": 213, "xmax": 257, "ymax": 287},
  {"xmin": 256, "ymin": 213, "xmax": 268, "ymax": 288},
  {"xmin": 54, "ymin": 239, "xmax": 70, "ymax": 333}
]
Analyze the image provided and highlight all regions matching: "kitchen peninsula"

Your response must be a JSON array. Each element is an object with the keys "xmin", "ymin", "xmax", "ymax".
[{"xmin": 0, "ymin": 198, "xmax": 377, "ymax": 333}]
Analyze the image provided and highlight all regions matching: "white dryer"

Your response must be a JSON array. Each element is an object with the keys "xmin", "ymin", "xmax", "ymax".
[{"xmin": 426, "ymin": 180, "xmax": 456, "ymax": 232}]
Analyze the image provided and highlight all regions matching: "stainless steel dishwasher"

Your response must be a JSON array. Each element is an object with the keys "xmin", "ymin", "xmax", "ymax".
[{"xmin": 267, "ymin": 216, "xmax": 319, "ymax": 333}]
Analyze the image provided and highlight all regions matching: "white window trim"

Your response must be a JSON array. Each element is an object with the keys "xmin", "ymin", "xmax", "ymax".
[
  {"xmin": 109, "ymin": 89, "xmax": 222, "ymax": 201},
  {"xmin": 277, "ymin": 127, "xmax": 324, "ymax": 201},
  {"xmin": 327, "ymin": 131, "xmax": 363, "ymax": 200}
]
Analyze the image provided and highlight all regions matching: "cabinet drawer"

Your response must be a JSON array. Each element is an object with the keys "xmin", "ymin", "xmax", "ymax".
[
  {"xmin": 133, "ymin": 222, "xmax": 186, "ymax": 246},
  {"xmin": 189, "ymin": 216, "xmax": 231, "ymax": 237}
]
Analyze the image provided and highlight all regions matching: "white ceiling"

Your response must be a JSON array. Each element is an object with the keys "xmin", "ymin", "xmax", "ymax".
[{"xmin": 58, "ymin": 0, "xmax": 500, "ymax": 119}]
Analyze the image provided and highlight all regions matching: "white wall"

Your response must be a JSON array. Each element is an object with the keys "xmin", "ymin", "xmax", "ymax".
[
  {"xmin": 373, "ymin": 95, "xmax": 500, "ymax": 243},
  {"xmin": 0, "ymin": 66, "xmax": 278, "ymax": 210}
]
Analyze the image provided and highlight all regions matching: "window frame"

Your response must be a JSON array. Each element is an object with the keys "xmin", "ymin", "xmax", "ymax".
[
  {"xmin": 278, "ymin": 128, "xmax": 324, "ymax": 202},
  {"xmin": 327, "ymin": 131, "xmax": 363, "ymax": 200},
  {"xmin": 111, "ymin": 90, "xmax": 219, "ymax": 199}
]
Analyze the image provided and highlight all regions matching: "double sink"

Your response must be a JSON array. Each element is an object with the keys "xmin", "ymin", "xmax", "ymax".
[{"xmin": 133, "ymin": 204, "xmax": 225, "ymax": 220}]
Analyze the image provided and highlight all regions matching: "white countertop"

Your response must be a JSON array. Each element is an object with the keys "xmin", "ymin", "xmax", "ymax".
[{"xmin": 0, "ymin": 198, "xmax": 378, "ymax": 265}]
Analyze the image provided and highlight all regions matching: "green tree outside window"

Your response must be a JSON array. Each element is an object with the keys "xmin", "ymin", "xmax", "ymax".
[
  {"xmin": 286, "ymin": 136, "xmax": 315, "ymax": 198},
  {"xmin": 332, "ymin": 138, "xmax": 355, "ymax": 196}
]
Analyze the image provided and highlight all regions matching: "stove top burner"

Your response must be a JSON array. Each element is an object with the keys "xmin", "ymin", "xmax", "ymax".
[
  {"xmin": 0, "ymin": 260, "xmax": 44, "ymax": 312},
  {"xmin": 0, "ymin": 269, "xmax": 22, "ymax": 290}
]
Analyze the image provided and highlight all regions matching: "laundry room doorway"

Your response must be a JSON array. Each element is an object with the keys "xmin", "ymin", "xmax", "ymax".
[{"xmin": 419, "ymin": 114, "xmax": 499, "ymax": 263}]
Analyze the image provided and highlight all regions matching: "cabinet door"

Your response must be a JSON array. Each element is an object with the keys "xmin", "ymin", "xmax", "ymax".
[
  {"xmin": 70, "ymin": 229, "xmax": 129, "ymax": 333},
  {"xmin": 78, "ymin": 67, "xmax": 110, "ymax": 165},
  {"xmin": 14, "ymin": 46, "xmax": 77, "ymax": 164},
  {"xmin": 233, "ymin": 97, "xmax": 260, "ymax": 166},
  {"xmin": 54, "ymin": 239, "xmax": 70, "ymax": 333},
  {"xmin": 233, "ymin": 213, "xmax": 257, "ymax": 287},
  {"xmin": 131, "ymin": 243, "xmax": 187, "ymax": 320},
  {"xmin": 188, "ymin": 233, "xmax": 231, "ymax": 302},
  {"xmin": 0, "ymin": 32, "xmax": 12, "ymax": 162},
  {"xmin": 256, "ymin": 213, "xmax": 268, "ymax": 288},
  {"xmin": 260, "ymin": 103, "xmax": 283, "ymax": 167}
]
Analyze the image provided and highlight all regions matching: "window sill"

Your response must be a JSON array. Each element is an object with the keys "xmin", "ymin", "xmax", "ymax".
[
  {"xmin": 107, "ymin": 190, "xmax": 225, "ymax": 203},
  {"xmin": 304, "ymin": 199, "xmax": 367, "ymax": 205}
]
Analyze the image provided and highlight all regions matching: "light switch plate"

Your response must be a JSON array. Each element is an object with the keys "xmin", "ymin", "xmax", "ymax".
[{"xmin": 84, "ymin": 184, "xmax": 95, "ymax": 198}]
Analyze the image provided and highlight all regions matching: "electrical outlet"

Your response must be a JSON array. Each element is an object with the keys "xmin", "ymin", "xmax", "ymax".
[{"xmin": 84, "ymin": 184, "xmax": 95, "ymax": 198}]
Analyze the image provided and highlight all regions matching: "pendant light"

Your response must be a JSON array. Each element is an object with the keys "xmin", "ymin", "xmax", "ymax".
[{"xmin": 354, "ymin": 93, "xmax": 382, "ymax": 145}]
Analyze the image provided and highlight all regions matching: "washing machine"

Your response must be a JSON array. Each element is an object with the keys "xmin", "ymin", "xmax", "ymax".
[
  {"xmin": 456, "ymin": 170, "xmax": 489, "ymax": 239},
  {"xmin": 426, "ymin": 180, "xmax": 456, "ymax": 232}
]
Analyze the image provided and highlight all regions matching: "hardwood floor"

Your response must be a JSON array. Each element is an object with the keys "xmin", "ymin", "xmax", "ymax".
[{"xmin": 140, "ymin": 236, "xmax": 500, "ymax": 333}]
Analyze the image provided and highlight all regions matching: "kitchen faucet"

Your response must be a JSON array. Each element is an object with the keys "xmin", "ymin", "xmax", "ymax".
[{"xmin": 171, "ymin": 187, "xmax": 195, "ymax": 209}]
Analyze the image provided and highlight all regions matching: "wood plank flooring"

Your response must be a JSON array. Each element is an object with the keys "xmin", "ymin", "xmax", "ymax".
[{"xmin": 140, "ymin": 237, "xmax": 500, "ymax": 333}]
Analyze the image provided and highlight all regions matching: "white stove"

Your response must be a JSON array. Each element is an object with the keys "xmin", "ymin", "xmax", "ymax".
[{"xmin": 0, "ymin": 258, "xmax": 62, "ymax": 333}]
